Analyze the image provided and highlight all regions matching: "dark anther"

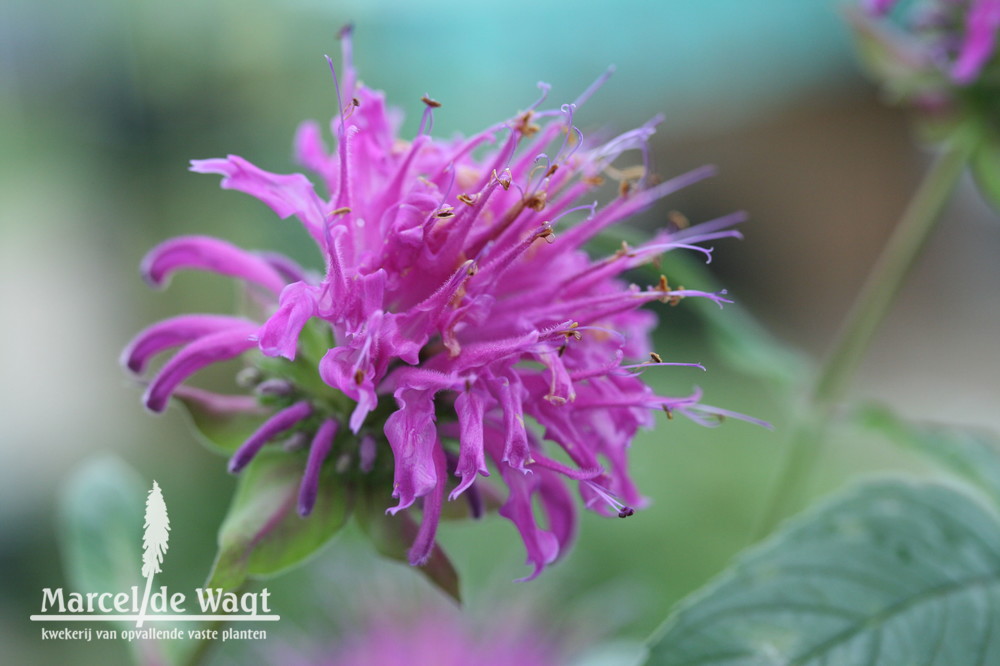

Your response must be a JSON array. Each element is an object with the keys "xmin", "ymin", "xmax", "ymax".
[
  {"xmin": 525, "ymin": 192, "xmax": 547, "ymax": 212},
  {"xmin": 421, "ymin": 95, "xmax": 442, "ymax": 108},
  {"xmin": 354, "ymin": 369, "xmax": 365, "ymax": 385},
  {"xmin": 650, "ymin": 352, "xmax": 663, "ymax": 363},
  {"xmin": 493, "ymin": 169, "xmax": 512, "ymax": 190},
  {"xmin": 618, "ymin": 507, "xmax": 635, "ymax": 518}
]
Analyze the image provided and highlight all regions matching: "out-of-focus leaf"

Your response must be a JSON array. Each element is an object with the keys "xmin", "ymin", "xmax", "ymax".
[
  {"xmin": 174, "ymin": 389, "xmax": 270, "ymax": 455},
  {"xmin": 59, "ymin": 456, "xmax": 145, "ymax": 598},
  {"xmin": 858, "ymin": 403, "xmax": 1000, "ymax": 507},
  {"xmin": 355, "ymin": 492, "xmax": 461, "ymax": 603},
  {"xmin": 207, "ymin": 450, "xmax": 351, "ymax": 590},
  {"xmin": 592, "ymin": 228, "xmax": 805, "ymax": 387},
  {"xmin": 59, "ymin": 457, "xmax": 170, "ymax": 665},
  {"xmin": 971, "ymin": 133, "xmax": 1000, "ymax": 214},
  {"xmin": 646, "ymin": 479, "xmax": 1000, "ymax": 665}
]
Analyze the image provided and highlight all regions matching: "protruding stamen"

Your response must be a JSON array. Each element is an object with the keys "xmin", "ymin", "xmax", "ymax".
[
  {"xmin": 418, "ymin": 96, "xmax": 440, "ymax": 136},
  {"xmin": 493, "ymin": 169, "xmax": 512, "ymax": 190},
  {"xmin": 514, "ymin": 110, "xmax": 540, "ymax": 136},
  {"xmin": 584, "ymin": 480, "xmax": 635, "ymax": 519}
]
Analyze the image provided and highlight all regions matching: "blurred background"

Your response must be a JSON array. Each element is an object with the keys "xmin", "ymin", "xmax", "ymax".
[{"xmin": 2, "ymin": 0, "xmax": 998, "ymax": 663}]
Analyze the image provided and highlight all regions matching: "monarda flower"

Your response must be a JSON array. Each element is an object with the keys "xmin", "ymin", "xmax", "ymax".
[
  {"xmin": 123, "ymin": 29, "xmax": 760, "ymax": 580},
  {"xmin": 863, "ymin": 0, "xmax": 1000, "ymax": 84}
]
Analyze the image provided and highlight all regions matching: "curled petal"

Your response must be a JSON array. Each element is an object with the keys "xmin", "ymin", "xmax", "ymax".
[
  {"xmin": 407, "ymin": 444, "xmax": 448, "ymax": 566},
  {"xmin": 141, "ymin": 235, "xmax": 287, "ymax": 294},
  {"xmin": 383, "ymin": 388, "xmax": 439, "ymax": 513},
  {"xmin": 298, "ymin": 419, "xmax": 338, "ymax": 516},
  {"xmin": 229, "ymin": 401, "xmax": 313, "ymax": 473},
  {"xmin": 122, "ymin": 314, "xmax": 255, "ymax": 374},
  {"xmin": 538, "ymin": 469, "xmax": 577, "ymax": 557},
  {"xmin": 319, "ymin": 343, "xmax": 379, "ymax": 433},
  {"xmin": 498, "ymin": 464, "xmax": 561, "ymax": 581},
  {"xmin": 143, "ymin": 323, "xmax": 259, "ymax": 413},
  {"xmin": 190, "ymin": 155, "xmax": 327, "ymax": 242},
  {"xmin": 450, "ymin": 389, "xmax": 491, "ymax": 500},
  {"xmin": 258, "ymin": 251, "xmax": 313, "ymax": 284},
  {"xmin": 258, "ymin": 282, "xmax": 320, "ymax": 360},
  {"xmin": 491, "ymin": 376, "xmax": 531, "ymax": 471},
  {"xmin": 172, "ymin": 385, "xmax": 266, "ymax": 415},
  {"xmin": 952, "ymin": 0, "xmax": 1000, "ymax": 84},
  {"xmin": 294, "ymin": 120, "xmax": 330, "ymax": 173}
]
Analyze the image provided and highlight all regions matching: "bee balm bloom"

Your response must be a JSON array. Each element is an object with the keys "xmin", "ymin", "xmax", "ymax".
[
  {"xmin": 123, "ymin": 30, "xmax": 759, "ymax": 579},
  {"xmin": 862, "ymin": 0, "xmax": 1000, "ymax": 85}
]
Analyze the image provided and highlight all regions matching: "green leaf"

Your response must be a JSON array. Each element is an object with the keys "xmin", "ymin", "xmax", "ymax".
[
  {"xmin": 58, "ymin": 457, "xmax": 174, "ymax": 665},
  {"xmin": 858, "ymin": 404, "xmax": 1000, "ymax": 508},
  {"xmin": 356, "ymin": 492, "xmax": 461, "ymax": 603},
  {"xmin": 646, "ymin": 479, "xmax": 1000, "ymax": 665},
  {"xmin": 971, "ymin": 135, "xmax": 1000, "ymax": 214},
  {"xmin": 207, "ymin": 450, "xmax": 351, "ymax": 590},
  {"xmin": 59, "ymin": 456, "xmax": 145, "ymax": 597}
]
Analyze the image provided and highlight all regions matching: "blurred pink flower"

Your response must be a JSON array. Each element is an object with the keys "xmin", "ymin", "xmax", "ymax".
[
  {"xmin": 864, "ymin": 0, "xmax": 1000, "ymax": 84},
  {"xmin": 288, "ymin": 605, "xmax": 569, "ymax": 666},
  {"xmin": 123, "ymin": 28, "xmax": 758, "ymax": 578}
]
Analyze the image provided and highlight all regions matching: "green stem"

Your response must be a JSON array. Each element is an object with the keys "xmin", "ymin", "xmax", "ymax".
[{"xmin": 755, "ymin": 142, "xmax": 969, "ymax": 539}]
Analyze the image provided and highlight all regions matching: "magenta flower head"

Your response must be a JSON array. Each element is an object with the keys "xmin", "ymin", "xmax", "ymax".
[
  {"xmin": 857, "ymin": 0, "xmax": 1000, "ymax": 87},
  {"xmin": 123, "ymin": 28, "xmax": 761, "ymax": 580}
]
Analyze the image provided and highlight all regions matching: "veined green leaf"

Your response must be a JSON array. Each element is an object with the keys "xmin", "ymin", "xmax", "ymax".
[{"xmin": 646, "ymin": 479, "xmax": 1000, "ymax": 665}]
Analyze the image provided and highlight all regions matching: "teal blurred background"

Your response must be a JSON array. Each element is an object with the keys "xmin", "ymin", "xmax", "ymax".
[{"xmin": 3, "ymin": 0, "xmax": 999, "ymax": 664}]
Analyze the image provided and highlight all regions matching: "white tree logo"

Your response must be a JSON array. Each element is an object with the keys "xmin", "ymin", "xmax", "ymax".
[{"xmin": 136, "ymin": 481, "xmax": 170, "ymax": 628}]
